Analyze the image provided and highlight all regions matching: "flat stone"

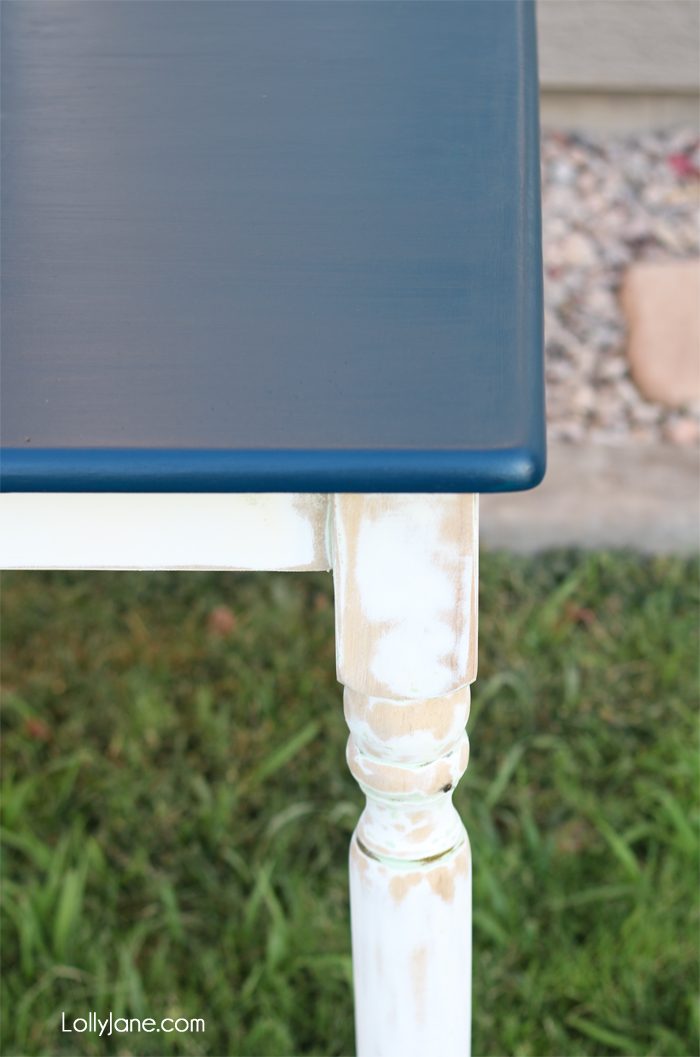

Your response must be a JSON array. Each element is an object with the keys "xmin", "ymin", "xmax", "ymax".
[
  {"xmin": 560, "ymin": 230, "xmax": 598, "ymax": 266},
  {"xmin": 621, "ymin": 259, "xmax": 700, "ymax": 407},
  {"xmin": 666, "ymin": 416, "xmax": 700, "ymax": 446}
]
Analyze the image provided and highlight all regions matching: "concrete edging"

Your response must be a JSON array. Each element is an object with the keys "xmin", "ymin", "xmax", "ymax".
[{"xmin": 481, "ymin": 443, "xmax": 699, "ymax": 554}]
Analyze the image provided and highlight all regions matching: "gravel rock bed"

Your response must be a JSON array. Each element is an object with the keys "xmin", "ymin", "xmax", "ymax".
[{"xmin": 542, "ymin": 127, "xmax": 699, "ymax": 446}]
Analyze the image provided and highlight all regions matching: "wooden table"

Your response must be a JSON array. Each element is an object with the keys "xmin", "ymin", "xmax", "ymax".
[{"xmin": 0, "ymin": 3, "xmax": 544, "ymax": 1054}]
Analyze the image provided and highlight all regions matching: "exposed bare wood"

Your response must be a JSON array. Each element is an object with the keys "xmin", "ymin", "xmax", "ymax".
[
  {"xmin": 333, "ymin": 494, "xmax": 478, "ymax": 699},
  {"xmin": 333, "ymin": 494, "xmax": 478, "ymax": 1057}
]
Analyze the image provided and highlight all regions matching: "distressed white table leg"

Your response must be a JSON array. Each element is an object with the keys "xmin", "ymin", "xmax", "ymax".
[{"xmin": 332, "ymin": 494, "xmax": 478, "ymax": 1057}]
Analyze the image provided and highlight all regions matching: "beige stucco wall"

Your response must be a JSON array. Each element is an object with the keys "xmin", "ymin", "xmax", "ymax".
[{"xmin": 537, "ymin": 0, "xmax": 700, "ymax": 129}]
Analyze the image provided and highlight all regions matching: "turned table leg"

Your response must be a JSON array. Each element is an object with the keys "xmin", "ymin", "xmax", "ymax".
[{"xmin": 332, "ymin": 494, "xmax": 478, "ymax": 1057}]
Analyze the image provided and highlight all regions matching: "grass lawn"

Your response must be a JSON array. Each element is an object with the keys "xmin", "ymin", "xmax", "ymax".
[{"xmin": 1, "ymin": 551, "xmax": 698, "ymax": 1057}]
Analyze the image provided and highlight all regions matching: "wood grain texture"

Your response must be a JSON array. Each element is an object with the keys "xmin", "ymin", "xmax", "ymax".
[
  {"xmin": 333, "ymin": 494, "xmax": 478, "ymax": 699},
  {"xmin": 1, "ymin": 0, "xmax": 544, "ymax": 493}
]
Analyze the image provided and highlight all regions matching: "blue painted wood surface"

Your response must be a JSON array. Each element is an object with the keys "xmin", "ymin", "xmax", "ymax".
[{"xmin": 1, "ymin": 0, "xmax": 544, "ymax": 493}]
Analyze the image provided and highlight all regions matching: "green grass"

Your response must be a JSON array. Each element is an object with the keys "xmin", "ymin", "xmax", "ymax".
[{"xmin": 1, "ymin": 552, "xmax": 698, "ymax": 1057}]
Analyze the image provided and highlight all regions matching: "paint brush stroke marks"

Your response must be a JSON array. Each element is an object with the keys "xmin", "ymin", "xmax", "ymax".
[{"xmin": 334, "ymin": 494, "xmax": 475, "ymax": 699}]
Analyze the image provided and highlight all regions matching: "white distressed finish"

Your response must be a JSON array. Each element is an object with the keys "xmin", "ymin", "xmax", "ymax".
[
  {"xmin": 1, "ymin": 489, "xmax": 479, "ymax": 1056},
  {"xmin": 333, "ymin": 494, "xmax": 478, "ymax": 1057},
  {"xmin": 0, "ymin": 493, "xmax": 331, "ymax": 571}
]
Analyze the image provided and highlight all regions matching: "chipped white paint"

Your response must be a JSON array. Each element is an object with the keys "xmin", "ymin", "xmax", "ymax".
[
  {"xmin": 4, "ymin": 488, "xmax": 479, "ymax": 1056},
  {"xmin": 0, "ymin": 493, "xmax": 331, "ymax": 570},
  {"xmin": 350, "ymin": 842, "xmax": 471, "ymax": 1057},
  {"xmin": 344, "ymin": 683, "xmax": 471, "ymax": 764},
  {"xmin": 334, "ymin": 495, "xmax": 476, "ymax": 699},
  {"xmin": 333, "ymin": 494, "xmax": 478, "ymax": 1057}
]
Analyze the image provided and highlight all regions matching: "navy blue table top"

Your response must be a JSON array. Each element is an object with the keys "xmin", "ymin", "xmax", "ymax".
[{"xmin": 1, "ymin": 0, "xmax": 544, "ymax": 493}]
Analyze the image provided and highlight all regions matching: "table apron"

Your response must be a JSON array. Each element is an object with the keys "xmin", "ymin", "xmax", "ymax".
[{"xmin": 0, "ymin": 493, "xmax": 332, "ymax": 571}]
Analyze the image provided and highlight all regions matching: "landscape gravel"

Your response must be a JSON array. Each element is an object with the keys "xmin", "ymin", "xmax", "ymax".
[{"xmin": 542, "ymin": 127, "xmax": 700, "ymax": 446}]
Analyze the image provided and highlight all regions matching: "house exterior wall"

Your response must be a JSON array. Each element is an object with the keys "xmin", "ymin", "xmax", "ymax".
[{"xmin": 537, "ymin": 0, "xmax": 699, "ymax": 129}]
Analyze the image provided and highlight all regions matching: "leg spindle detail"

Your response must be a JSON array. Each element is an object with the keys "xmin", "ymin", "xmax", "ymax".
[{"xmin": 332, "ymin": 494, "xmax": 478, "ymax": 1057}]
